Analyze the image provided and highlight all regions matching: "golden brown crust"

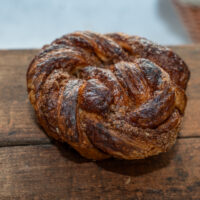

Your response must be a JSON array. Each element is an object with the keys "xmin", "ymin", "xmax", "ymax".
[{"xmin": 27, "ymin": 31, "xmax": 190, "ymax": 160}]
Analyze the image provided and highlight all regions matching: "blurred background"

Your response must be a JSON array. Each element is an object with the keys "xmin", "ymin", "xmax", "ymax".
[{"xmin": 1, "ymin": 0, "xmax": 200, "ymax": 49}]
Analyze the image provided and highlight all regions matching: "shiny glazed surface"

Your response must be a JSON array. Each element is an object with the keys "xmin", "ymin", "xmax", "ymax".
[{"xmin": 27, "ymin": 31, "xmax": 190, "ymax": 160}]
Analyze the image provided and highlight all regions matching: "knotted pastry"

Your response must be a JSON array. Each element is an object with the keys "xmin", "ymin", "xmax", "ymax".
[{"xmin": 27, "ymin": 31, "xmax": 190, "ymax": 160}]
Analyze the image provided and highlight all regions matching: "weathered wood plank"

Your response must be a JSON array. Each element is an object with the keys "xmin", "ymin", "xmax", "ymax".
[
  {"xmin": 0, "ymin": 138, "xmax": 199, "ymax": 200},
  {"xmin": 172, "ymin": 46, "xmax": 200, "ymax": 137},
  {"xmin": 0, "ymin": 50, "xmax": 50, "ymax": 146},
  {"xmin": 0, "ymin": 46, "xmax": 199, "ymax": 146}
]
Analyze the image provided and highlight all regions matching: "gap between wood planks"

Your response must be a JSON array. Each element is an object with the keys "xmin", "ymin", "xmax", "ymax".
[{"xmin": 0, "ymin": 135, "xmax": 199, "ymax": 148}]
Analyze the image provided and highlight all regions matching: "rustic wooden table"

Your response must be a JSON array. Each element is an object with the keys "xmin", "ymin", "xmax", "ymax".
[{"xmin": 0, "ymin": 46, "xmax": 200, "ymax": 200}]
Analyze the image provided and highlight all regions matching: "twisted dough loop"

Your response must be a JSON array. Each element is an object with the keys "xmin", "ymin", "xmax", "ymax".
[{"xmin": 27, "ymin": 31, "xmax": 190, "ymax": 160}]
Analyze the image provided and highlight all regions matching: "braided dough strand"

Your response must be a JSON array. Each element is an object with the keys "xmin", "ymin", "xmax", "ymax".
[{"xmin": 27, "ymin": 31, "xmax": 190, "ymax": 160}]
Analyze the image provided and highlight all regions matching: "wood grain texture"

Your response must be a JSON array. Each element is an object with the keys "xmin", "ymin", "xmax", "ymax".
[
  {"xmin": 0, "ymin": 138, "xmax": 199, "ymax": 200},
  {"xmin": 0, "ymin": 46, "xmax": 199, "ymax": 147},
  {"xmin": 0, "ymin": 50, "xmax": 50, "ymax": 146},
  {"xmin": 170, "ymin": 46, "xmax": 200, "ymax": 137},
  {"xmin": 0, "ymin": 46, "xmax": 200, "ymax": 199}
]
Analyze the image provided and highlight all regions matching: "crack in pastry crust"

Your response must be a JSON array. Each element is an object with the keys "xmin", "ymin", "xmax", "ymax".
[{"xmin": 27, "ymin": 31, "xmax": 190, "ymax": 160}]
